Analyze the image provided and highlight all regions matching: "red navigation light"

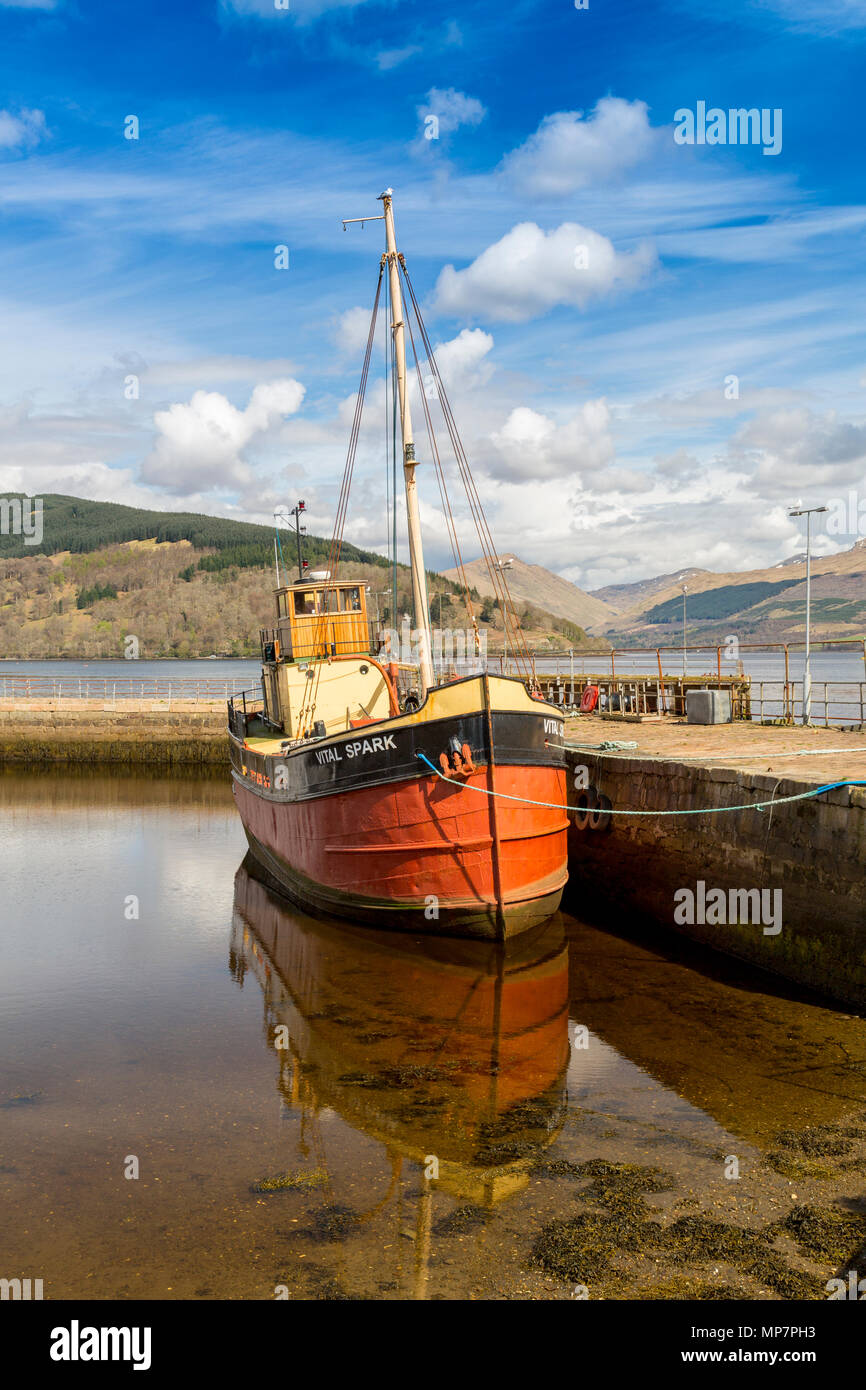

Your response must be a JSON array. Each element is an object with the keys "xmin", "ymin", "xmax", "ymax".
[{"xmin": 298, "ymin": 500, "xmax": 306, "ymax": 511}]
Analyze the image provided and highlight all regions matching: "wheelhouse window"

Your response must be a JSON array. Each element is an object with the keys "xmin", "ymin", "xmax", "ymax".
[
  {"xmin": 294, "ymin": 590, "xmax": 317, "ymax": 616},
  {"xmin": 340, "ymin": 587, "xmax": 361, "ymax": 612}
]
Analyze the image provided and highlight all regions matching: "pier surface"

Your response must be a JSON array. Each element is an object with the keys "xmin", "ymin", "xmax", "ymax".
[{"xmin": 565, "ymin": 714, "xmax": 866, "ymax": 783}]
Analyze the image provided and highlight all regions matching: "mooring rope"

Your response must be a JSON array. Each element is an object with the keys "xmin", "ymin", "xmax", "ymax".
[{"xmin": 414, "ymin": 752, "xmax": 866, "ymax": 817}]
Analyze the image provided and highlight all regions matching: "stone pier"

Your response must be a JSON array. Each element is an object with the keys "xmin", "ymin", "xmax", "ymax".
[{"xmin": 563, "ymin": 718, "xmax": 866, "ymax": 1010}]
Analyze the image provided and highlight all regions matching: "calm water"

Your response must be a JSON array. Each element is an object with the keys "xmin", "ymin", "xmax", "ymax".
[
  {"xmin": 0, "ymin": 657, "xmax": 260, "ymax": 689},
  {"xmin": 1, "ymin": 652, "xmax": 864, "ymax": 684},
  {"xmin": 1, "ymin": 769, "xmax": 865, "ymax": 1301}
]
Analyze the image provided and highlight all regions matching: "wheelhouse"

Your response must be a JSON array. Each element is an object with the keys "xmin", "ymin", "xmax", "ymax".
[{"xmin": 261, "ymin": 576, "xmax": 372, "ymax": 664}]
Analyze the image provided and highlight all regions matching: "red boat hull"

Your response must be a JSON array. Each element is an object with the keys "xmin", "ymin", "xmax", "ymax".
[{"xmin": 233, "ymin": 761, "xmax": 568, "ymax": 940}]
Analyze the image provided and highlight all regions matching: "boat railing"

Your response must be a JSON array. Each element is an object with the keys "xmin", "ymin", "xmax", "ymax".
[
  {"xmin": 260, "ymin": 621, "xmax": 384, "ymax": 662},
  {"xmin": 227, "ymin": 688, "xmax": 266, "ymax": 741}
]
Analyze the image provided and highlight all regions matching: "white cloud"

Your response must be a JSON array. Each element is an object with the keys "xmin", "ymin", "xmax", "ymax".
[
  {"xmin": 433, "ymin": 328, "xmax": 494, "ymax": 391},
  {"xmin": 634, "ymin": 385, "xmax": 801, "ymax": 425},
  {"xmin": 733, "ymin": 407, "xmax": 866, "ymax": 494},
  {"xmin": 500, "ymin": 98, "xmax": 656, "ymax": 197},
  {"xmin": 674, "ymin": 0, "xmax": 866, "ymax": 36},
  {"xmin": 752, "ymin": 0, "xmax": 866, "ymax": 33},
  {"xmin": 220, "ymin": 0, "xmax": 370, "ymax": 21},
  {"xmin": 334, "ymin": 306, "xmax": 380, "ymax": 357},
  {"xmin": 115, "ymin": 354, "xmax": 298, "ymax": 388},
  {"xmin": 377, "ymin": 45, "xmax": 421, "ymax": 70},
  {"xmin": 489, "ymin": 399, "xmax": 614, "ymax": 481},
  {"xmin": 433, "ymin": 221, "xmax": 656, "ymax": 322},
  {"xmin": 417, "ymin": 87, "xmax": 486, "ymax": 140},
  {"xmin": 141, "ymin": 379, "xmax": 305, "ymax": 493},
  {"xmin": 0, "ymin": 108, "xmax": 48, "ymax": 151},
  {"xmin": 658, "ymin": 207, "xmax": 866, "ymax": 264}
]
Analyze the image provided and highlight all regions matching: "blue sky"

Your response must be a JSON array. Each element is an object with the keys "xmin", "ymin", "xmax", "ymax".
[{"xmin": 1, "ymin": 0, "xmax": 864, "ymax": 588}]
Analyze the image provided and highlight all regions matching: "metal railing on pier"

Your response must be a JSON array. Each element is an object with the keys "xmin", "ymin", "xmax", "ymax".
[
  {"xmin": 0, "ymin": 676, "xmax": 253, "ymax": 701},
  {"xmin": 748, "ymin": 681, "xmax": 866, "ymax": 727}
]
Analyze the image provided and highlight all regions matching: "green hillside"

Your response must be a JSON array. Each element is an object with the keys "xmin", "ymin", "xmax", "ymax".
[
  {"xmin": 644, "ymin": 579, "xmax": 799, "ymax": 624},
  {"xmin": 0, "ymin": 493, "xmax": 387, "ymax": 572},
  {"xmin": 0, "ymin": 495, "xmax": 594, "ymax": 659}
]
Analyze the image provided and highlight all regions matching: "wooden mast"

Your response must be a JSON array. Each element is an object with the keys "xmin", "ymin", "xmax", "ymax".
[{"xmin": 379, "ymin": 189, "xmax": 434, "ymax": 694}]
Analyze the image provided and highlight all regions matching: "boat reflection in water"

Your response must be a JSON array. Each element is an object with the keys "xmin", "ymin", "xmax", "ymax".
[{"xmin": 230, "ymin": 857, "xmax": 570, "ymax": 1209}]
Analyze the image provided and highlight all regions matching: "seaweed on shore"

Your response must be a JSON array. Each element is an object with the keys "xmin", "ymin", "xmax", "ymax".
[
  {"xmin": 286, "ymin": 1203, "xmax": 362, "ymax": 1244},
  {"xmin": 529, "ymin": 1158, "xmax": 825, "ymax": 1299},
  {"xmin": 1, "ymin": 1090, "xmax": 44, "ymax": 1108},
  {"xmin": 250, "ymin": 1169, "xmax": 328, "ymax": 1194},
  {"xmin": 770, "ymin": 1204, "xmax": 866, "ymax": 1263},
  {"xmin": 432, "ymin": 1205, "xmax": 490, "ymax": 1237},
  {"xmin": 764, "ymin": 1123, "xmax": 861, "ymax": 1179}
]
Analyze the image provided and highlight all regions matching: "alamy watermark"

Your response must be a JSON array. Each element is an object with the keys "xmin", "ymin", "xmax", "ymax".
[
  {"xmin": 825, "ymin": 491, "xmax": 866, "ymax": 539},
  {"xmin": 826, "ymin": 1270, "xmax": 865, "ymax": 1300},
  {"xmin": 378, "ymin": 620, "xmax": 487, "ymax": 669},
  {"xmin": 1, "ymin": 1276, "xmax": 43, "ymax": 1300},
  {"xmin": 674, "ymin": 102, "xmax": 782, "ymax": 156},
  {"xmin": 674, "ymin": 881, "xmax": 782, "ymax": 936},
  {"xmin": 0, "ymin": 496, "xmax": 43, "ymax": 546},
  {"xmin": 50, "ymin": 1322, "xmax": 152, "ymax": 1370}
]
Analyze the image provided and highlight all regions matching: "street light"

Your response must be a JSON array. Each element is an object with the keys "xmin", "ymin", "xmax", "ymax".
[
  {"xmin": 493, "ymin": 558, "xmax": 514, "ymax": 670},
  {"xmin": 681, "ymin": 584, "xmax": 688, "ymax": 680},
  {"xmin": 788, "ymin": 504, "xmax": 828, "ymax": 725}
]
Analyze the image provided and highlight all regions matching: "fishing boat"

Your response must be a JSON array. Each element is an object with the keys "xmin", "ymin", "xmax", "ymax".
[{"xmin": 228, "ymin": 190, "xmax": 568, "ymax": 940}]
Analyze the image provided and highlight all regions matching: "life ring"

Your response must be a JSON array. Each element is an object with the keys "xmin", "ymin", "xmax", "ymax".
[{"xmin": 580, "ymin": 684, "xmax": 600, "ymax": 713}]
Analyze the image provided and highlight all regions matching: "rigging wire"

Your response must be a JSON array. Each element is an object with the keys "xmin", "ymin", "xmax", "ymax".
[
  {"xmin": 390, "ymin": 305, "xmax": 399, "ymax": 634},
  {"xmin": 294, "ymin": 238, "xmax": 543, "ymax": 736},
  {"xmin": 402, "ymin": 260, "xmax": 532, "ymax": 677},
  {"xmin": 402, "ymin": 303, "xmax": 478, "ymax": 644},
  {"xmin": 399, "ymin": 259, "xmax": 536, "ymax": 683},
  {"xmin": 384, "ymin": 264, "xmax": 392, "ymax": 630},
  {"xmin": 295, "ymin": 263, "xmax": 384, "ymax": 735}
]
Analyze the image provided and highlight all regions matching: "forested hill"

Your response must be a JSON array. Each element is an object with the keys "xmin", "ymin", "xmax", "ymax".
[
  {"xmin": 0, "ymin": 494, "xmax": 595, "ymax": 659},
  {"xmin": 0, "ymin": 493, "xmax": 387, "ymax": 571}
]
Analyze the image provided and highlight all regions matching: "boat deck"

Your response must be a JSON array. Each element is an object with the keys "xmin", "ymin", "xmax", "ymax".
[{"xmin": 242, "ymin": 734, "xmax": 292, "ymax": 755}]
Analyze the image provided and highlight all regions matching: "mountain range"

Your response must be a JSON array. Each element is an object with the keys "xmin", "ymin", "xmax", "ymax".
[
  {"xmin": 449, "ymin": 541, "xmax": 866, "ymax": 647},
  {"xmin": 2, "ymin": 494, "xmax": 862, "ymax": 658}
]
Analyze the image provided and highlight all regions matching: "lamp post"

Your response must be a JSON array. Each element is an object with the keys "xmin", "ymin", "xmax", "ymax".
[
  {"xmin": 493, "ymin": 557, "xmax": 514, "ymax": 670},
  {"xmin": 681, "ymin": 584, "xmax": 688, "ymax": 680},
  {"xmin": 788, "ymin": 504, "xmax": 828, "ymax": 725}
]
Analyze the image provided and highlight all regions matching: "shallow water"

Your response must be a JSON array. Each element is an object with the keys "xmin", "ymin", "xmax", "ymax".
[{"xmin": 1, "ymin": 768, "xmax": 864, "ymax": 1301}]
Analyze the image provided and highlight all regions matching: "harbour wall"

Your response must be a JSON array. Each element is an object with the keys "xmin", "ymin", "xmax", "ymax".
[
  {"xmin": 0, "ymin": 699, "xmax": 229, "ymax": 764},
  {"xmin": 563, "ymin": 747, "xmax": 866, "ymax": 1011}
]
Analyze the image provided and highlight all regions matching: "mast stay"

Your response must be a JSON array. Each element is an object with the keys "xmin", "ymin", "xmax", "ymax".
[{"xmin": 307, "ymin": 187, "xmax": 535, "ymax": 723}]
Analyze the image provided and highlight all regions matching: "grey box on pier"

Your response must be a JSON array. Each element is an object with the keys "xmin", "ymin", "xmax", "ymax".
[{"xmin": 686, "ymin": 689, "xmax": 732, "ymax": 724}]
